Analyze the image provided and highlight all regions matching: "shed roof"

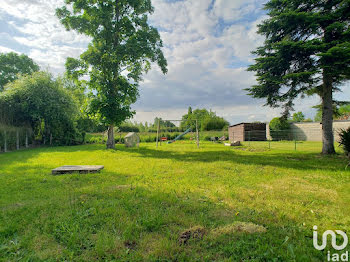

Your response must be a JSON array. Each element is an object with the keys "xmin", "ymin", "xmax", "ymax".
[
  {"xmin": 229, "ymin": 122, "xmax": 246, "ymax": 127},
  {"xmin": 229, "ymin": 122, "xmax": 266, "ymax": 127}
]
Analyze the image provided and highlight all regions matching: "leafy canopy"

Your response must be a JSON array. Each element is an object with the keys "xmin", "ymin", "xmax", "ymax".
[
  {"xmin": 56, "ymin": 0, "xmax": 167, "ymax": 127},
  {"xmin": 292, "ymin": 112, "xmax": 305, "ymax": 122},
  {"xmin": 181, "ymin": 108, "xmax": 229, "ymax": 131},
  {"xmin": 269, "ymin": 117, "xmax": 290, "ymax": 131},
  {"xmin": 0, "ymin": 52, "xmax": 40, "ymax": 91},
  {"xmin": 0, "ymin": 72, "xmax": 80, "ymax": 145}
]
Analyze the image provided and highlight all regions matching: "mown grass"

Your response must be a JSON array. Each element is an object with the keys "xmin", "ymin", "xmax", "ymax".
[{"xmin": 0, "ymin": 141, "xmax": 349, "ymax": 261}]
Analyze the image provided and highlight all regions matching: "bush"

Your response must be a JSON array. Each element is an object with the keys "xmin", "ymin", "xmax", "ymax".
[
  {"xmin": 269, "ymin": 117, "xmax": 290, "ymax": 140},
  {"xmin": 0, "ymin": 72, "xmax": 81, "ymax": 146},
  {"xmin": 339, "ymin": 127, "xmax": 350, "ymax": 156}
]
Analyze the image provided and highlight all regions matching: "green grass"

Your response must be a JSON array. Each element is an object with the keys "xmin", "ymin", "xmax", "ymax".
[
  {"xmin": 0, "ymin": 141, "xmax": 349, "ymax": 261},
  {"xmin": 85, "ymin": 130, "xmax": 229, "ymax": 144}
]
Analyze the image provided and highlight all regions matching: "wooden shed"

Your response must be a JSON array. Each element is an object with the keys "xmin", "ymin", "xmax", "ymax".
[{"xmin": 228, "ymin": 123, "xmax": 266, "ymax": 142}]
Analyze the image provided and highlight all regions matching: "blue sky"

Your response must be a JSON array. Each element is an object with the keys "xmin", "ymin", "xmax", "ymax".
[{"xmin": 1, "ymin": 0, "xmax": 348, "ymax": 124}]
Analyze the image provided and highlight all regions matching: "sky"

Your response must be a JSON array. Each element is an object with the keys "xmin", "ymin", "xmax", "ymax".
[{"xmin": 1, "ymin": 0, "xmax": 349, "ymax": 125}]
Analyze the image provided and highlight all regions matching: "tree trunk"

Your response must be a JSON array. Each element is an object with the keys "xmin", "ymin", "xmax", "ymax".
[
  {"xmin": 321, "ymin": 73, "xmax": 335, "ymax": 154},
  {"xmin": 106, "ymin": 125, "xmax": 115, "ymax": 149}
]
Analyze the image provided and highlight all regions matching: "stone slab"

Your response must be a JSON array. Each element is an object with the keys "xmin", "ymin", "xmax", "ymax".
[{"xmin": 52, "ymin": 165, "xmax": 104, "ymax": 175}]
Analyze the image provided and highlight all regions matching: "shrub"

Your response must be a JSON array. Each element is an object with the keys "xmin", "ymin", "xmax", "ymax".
[
  {"xmin": 339, "ymin": 127, "xmax": 350, "ymax": 156},
  {"xmin": 269, "ymin": 117, "xmax": 290, "ymax": 140}
]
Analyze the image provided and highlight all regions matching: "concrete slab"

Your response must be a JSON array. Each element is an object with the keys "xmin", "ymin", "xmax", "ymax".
[{"xmin": 52, "ymin": 165, "xmax": 104, "ymax": 175}]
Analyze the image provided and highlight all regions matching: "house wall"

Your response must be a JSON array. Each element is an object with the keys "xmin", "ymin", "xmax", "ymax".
[{"xmin": 266, "ymin": 121, "xmax": 350, "ymax": 141}]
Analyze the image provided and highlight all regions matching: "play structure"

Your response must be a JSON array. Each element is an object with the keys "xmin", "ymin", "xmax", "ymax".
[
  {"xmin": 155, "ymin": 119, "xmax": 199, "ymax": 148},
  {"xmin": 167, "ymin": 128, "xmax": 192, "ymax": 144}
]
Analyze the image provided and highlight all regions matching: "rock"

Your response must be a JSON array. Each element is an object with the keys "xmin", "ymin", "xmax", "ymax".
[
  {"xmin": 224, "ymin": 141, "xmax": 241, "ymax": 146},
  {"xmin": 231, "ymin": 141, "xmax": 241, "ymax": 146}
]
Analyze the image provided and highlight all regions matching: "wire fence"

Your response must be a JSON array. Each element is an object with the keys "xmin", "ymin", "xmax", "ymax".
[
  {"xmin": 0, "ymin": 125, "xmax": 33, "ymax": 153},
  {"xmin": 234, "ymin": 129, "xmax": 342, "ymax": 152}
]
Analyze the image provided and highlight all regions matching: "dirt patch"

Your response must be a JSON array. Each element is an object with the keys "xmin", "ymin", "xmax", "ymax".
[
  {"xmin": 211, "ymin": 222, "xmax": 267, "ymax": 236},
  {"xmin": 179, "ymin": 226, "xmax": 206, "ymax": 245},
  {"xmin": 108, "ymin": 185, "xmax": 133, "ymax": 191},
  {"xmin": 233, "ymin": 147, "xmax": 267, "ymax": 152},
  {"xmin": 124, "ymin": 240, "xmax": 137, "ymax": 250},
  {"xmin": 286, "ymin": 157, "xmax": 307, "ymax": 161}
]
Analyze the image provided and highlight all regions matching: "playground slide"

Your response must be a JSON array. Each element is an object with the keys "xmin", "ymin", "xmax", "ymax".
[{"xmin": 168, "ymin": 128, "xmax": 192, "ymax": 144}]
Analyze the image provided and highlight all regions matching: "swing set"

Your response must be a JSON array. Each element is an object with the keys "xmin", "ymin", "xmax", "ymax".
[{"xmin": 155, "ymin": 119, "xmax": 199, "ymax": 148}]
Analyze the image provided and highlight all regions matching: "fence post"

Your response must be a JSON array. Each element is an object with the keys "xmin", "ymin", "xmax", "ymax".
[
  {"xmin": 156, "ymin": 119, "xmax": 160, "ymax": 148},
  {"xmin": 16, "ymin": 130, "xmax": 19, "ymax": 150},
  {"xmin": 196, "ymin": 119, "xmax": 199, "ymax": 148},
  {"xmin": 4, "ymin": 130, "xmax": 7, "ymax": 152},
  {"xmin": 25, "ymin": 131, "xmax": 29, "ymax": 148}
]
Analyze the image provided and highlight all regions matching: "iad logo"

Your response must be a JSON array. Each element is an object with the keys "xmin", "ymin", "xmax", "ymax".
[{"xmin": 313, "ymin": 226, "xmax": 348, "ymax": 261}]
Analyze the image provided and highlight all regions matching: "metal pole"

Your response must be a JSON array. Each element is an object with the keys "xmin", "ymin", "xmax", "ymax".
[
  {"xmin": 4, "ymin": 130, "xmax": 7, "ymax": 152},
  {"xmin": 25, "ymin": 130, "xmax": 29, "ymax": 148},
  {"xmin": 156, "ymin": 119, "xmax": 160, "ymax": 148},
  {"xmin": 196, "ymin": 119, "xmax": 199, "ymax": 148},
  {"xmin": 16, "ymin": 130, "xmax": 19, "ymax": 150}
]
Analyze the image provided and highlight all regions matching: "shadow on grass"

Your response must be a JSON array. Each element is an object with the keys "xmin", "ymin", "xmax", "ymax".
[
  {"xmin": 114, "ymin": 146, "xmax": 347, "ymax": 172},
  {"xmin": 0, "ymin": 143, "xmax": 347, "ymax": 172}
]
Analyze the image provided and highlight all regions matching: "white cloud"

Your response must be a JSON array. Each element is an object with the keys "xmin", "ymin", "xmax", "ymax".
[
  {"xmin": 0, "ymin": 45, "xmax": 18, "ymax": 53},
  {"xmin": 0, "ymin": 0, "xmax": 90, "ymax": 74},
  {"xmin": 0, "ymin": 0, "xmax": 322, "ymax": 125}
]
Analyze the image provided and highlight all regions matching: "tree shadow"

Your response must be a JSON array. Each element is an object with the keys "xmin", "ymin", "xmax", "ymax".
[
  {"xmin": 116, "ymin": 145, "xmax": 347, "ymax": 171},
  {"xmin": 0, "ymin": 143, "xmax": 347, "ymax": 173}
]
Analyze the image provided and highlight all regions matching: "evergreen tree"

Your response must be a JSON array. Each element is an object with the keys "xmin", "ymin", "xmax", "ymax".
[{"xmin": 247, "ymin": 0, "xmax": 350, "ymax": 154}]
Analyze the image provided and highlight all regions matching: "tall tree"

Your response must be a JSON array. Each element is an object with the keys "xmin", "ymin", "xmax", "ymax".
[
  {"xmin": 0, "ymin": 52, "xmax": 40, "ymax": 91},
  {"xmin": 56, "ymin": 0, "xmax": 167, "ymax": 149},
  {"xmin": 247, "ymin": 0, "xmax": 350, "ymax": 154},
  {"xmin": 292, "ymin": 112, "xmax": 305, "ymax": 122}
]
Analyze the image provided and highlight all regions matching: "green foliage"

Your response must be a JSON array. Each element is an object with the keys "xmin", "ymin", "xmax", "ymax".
[
  {"xmin": 269, "ymin": 117, "xmax": 290, "ymax": 140},
  {"xmin": 56, "ymin": 0, "xmax": 168, "ymax": 134},
  {"xmin": 181, "ymin": 108, "xmax": 229, "ymax": 131},
  {"xmin": 152, "ymin": 118, "xmax": 176, "ymax": 129},
  {"xmin": 314, "ymin": 103, "xmax": 350, "ymax": 122},
  {"xmin": 0, "ymin": 72, "xmax": 81, "ymax": 145},
  {"xmin": 314, "ymin": 110, "xmax": 322, "ymax": 122},
  {"xmin": 269, "ymin": 117, "xmax": 290, "ymax": 131},
  {"xmin": 0, "ymin": 52, "xmax": 39, "ymax": 91},
  {"xmin": 291, "ymin": 112, "xmax": 305, "ymax": 122},
  {"xmin": 339, "ymin": 127, "xmax": 350, "ymax": 155}
]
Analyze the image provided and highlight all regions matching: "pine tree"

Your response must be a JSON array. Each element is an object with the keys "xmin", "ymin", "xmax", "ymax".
[{"xmin": 247, "ymin": 0, "xmax": 350, "ymax": 154}]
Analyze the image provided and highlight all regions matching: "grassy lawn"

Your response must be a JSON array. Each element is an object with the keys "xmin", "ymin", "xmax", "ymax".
[{"xmin": 0, "ymin": 141, "xmax": 349, "ymax": 261}]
